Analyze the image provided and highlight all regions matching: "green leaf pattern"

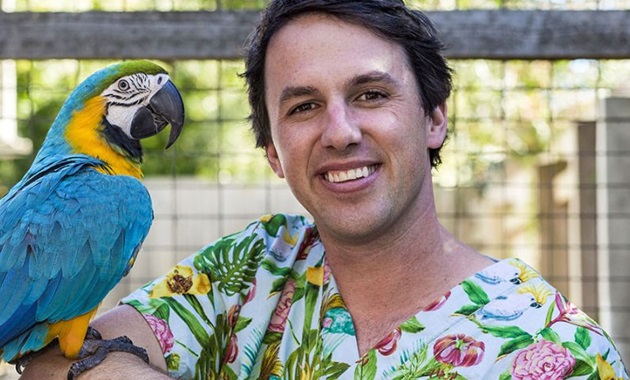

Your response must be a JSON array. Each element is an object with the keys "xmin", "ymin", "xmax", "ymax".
[{"xmin": 121, "ymin": 214, "xmax": 628, "ymax": 380}]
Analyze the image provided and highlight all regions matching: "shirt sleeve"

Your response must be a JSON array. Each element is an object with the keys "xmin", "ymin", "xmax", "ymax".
[{"xmin": 121, "ymin": 218, "xmax": 265, "ymax": 379}]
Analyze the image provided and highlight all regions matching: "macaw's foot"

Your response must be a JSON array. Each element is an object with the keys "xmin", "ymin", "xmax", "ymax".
[
  {"xmin": 10, "ymin": 340, "xmax": 57, "ymax": 374},
  {"xmin": 67, "ymin": 331, "xmax": 149, "ymax": 380},
  {"xmin": 12, "ymin": 355, "xmax": 29, "ymax": 374},
  {"xmin": 12, "ymin": 350, "xmax": 40, "ymax": 374}
]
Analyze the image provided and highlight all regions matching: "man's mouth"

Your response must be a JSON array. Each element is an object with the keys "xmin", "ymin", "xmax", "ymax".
[{"xmin": 324, "ymin": 165, "xmax": 377, "ymax": 183}]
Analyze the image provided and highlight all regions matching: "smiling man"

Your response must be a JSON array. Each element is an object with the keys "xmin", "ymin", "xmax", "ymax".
[
  {"xmin": 22, "ymin": 1, "xmax": 628, "ymax": 379},
  {"xmin": 260, "ymin": 11, "xmax": 494, "ymax": 356}
]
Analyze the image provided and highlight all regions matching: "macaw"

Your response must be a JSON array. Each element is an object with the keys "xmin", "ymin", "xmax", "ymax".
[{"xmin": 0, "ymin": 60, "xmax": 185, "ymax": 378}]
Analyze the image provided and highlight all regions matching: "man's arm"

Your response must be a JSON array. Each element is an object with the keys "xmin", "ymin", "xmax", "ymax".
[{"xmin": 20, "ymin": 305, "xmax": 171, "ymax": 379}]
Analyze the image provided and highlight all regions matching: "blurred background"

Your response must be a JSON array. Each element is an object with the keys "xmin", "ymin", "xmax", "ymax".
[{"xmin": 1, "ymin": 0, "xmax": 630, "ymax": 376}]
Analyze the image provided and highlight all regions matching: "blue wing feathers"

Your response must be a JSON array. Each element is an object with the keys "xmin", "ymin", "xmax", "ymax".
[
  {"xmin": 0, "ymin": 156, "xmax": 153, "ymax": 359},
  {"xmin": 0, "ymin": 303, "xmax": 37, "ymax": 347},
  {"xmin": 2, "ymin": 320, "xmax": 49, "ymax": 361},
  {"xmin": 0, "ymin": 240, "xmax": 23, "ymax": 273},
  {"xmin": 0, "ymin": 266, "xmax": 30, "ymax": 325},
  {"xmin": 35, "ymin": 273, "xmax": 64, "ymax": 320}
]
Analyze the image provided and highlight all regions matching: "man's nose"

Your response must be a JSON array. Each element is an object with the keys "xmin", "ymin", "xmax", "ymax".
[{"xmin": 320, "ymin": 103, "xmax": 362, "ymax": 151}]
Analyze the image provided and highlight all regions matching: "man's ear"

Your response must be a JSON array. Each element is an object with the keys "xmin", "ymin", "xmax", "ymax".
[
  {"xmin": 265, "ymin": 143, "xmax": 285, "ymax": 178},
  {"xmin": 427, "ymin": 103, "xmax": 448, "ymax": 149}
]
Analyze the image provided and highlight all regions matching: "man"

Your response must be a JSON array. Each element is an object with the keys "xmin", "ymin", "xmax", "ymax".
[{"xmin": 22, "ymin": 0, "xmax": 628, "ymax": 379}]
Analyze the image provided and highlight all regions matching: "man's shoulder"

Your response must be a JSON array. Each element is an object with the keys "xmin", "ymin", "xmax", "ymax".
[
  {"xmin": 210, "ymin": 213, "xmax": 313, "ymax": 246},
  {"xmin": 191, "ymin": 213, "xmax": 318, "ymax": 270}
]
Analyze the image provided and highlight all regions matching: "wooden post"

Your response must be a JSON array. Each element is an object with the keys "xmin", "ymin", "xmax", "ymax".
[
  {"xmin": 597, "ymin": 97, "xmax": 630, "ymax": 360},
  {"xmin": 1, "ymin": 10, "xmax": 630, "ymax": 60}
]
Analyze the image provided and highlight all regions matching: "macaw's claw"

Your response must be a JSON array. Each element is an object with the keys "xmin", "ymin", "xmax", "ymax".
[
  {"xmin": 85, "ymin": 326, "xmax": 103, "ymax": 340},
  {"xmin": 13, "ymin": 356, "xmax": 28, "ymax": 374},
  {"xmin": 11, "ymin": 340, "xmax": 57, "ymax": 374},
  {"xmin": 13, "ymin": 353, "xmax": 34, "ymax": 374},
  {"xmin": 67, "ymin": 334, "xmax": 149, "ymax": 380}
]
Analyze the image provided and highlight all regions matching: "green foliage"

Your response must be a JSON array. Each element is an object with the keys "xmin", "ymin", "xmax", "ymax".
[{"xmin": 0, "ymin": 61, "xmax": 71, "ymax": 190}]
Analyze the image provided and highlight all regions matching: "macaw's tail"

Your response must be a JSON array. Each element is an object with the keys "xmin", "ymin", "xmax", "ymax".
[{"xmin": 1, "ymin": 307, "xmax": 99, "ymax": 363}]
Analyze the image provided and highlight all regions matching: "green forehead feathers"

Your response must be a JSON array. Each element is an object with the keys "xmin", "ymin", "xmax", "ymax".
[{"xmin": 77, "ymin": 60, "xmax": 169, "ymax": 100}]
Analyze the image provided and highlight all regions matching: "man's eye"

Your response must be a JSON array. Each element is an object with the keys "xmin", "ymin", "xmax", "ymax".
[
  {"xmin": 358, "ymin": 90, "xmax": 387, "ymax": 101},
  {"xmin": 290, "ymin": 103, "xmax": 315, "ymax": 115}
]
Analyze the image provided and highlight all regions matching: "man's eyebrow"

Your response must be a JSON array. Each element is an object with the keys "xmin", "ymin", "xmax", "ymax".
[
  {"xmin": 277, "ymin": 72, "xmax": 398, "ymax": 104},
  {"xmin": 279, "ymin": 86, "xmax": 320, "ymax": 104},
  {"xmin": 347, "ymin": 71, "xmax": 398, "ymax": 88}
]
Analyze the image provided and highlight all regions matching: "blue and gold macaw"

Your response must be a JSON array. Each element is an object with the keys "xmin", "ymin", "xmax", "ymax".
[{"xmin": 0, "ymin": 60, "xmax": 184, "ymax": 378}]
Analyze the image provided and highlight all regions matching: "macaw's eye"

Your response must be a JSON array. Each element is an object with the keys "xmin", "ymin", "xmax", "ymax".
[{"xmin": 118, "ymin": 79, "xmax": 130, "ymax": 91}]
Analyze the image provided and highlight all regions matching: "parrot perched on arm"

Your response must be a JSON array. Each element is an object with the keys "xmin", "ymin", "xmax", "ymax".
[{"xmin": 0, "ymin": 60, "xmax": 185, "ymax": 378}]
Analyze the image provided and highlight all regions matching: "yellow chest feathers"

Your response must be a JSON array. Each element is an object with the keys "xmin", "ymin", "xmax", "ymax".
[{"xmin": 64, "ymin": 96, "xmax": 143, "ymax": 178}]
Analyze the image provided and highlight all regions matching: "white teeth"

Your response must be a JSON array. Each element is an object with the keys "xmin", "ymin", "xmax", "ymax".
[{"xmin": 325, "ymin": 166, "xmax": 374, "ymax": 183}]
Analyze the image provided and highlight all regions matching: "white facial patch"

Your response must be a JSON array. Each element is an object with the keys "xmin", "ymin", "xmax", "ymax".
[{"xmin": 102, "ymin": 73, "xmax": 171, "ymax": 137}]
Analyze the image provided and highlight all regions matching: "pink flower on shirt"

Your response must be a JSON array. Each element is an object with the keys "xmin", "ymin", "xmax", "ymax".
[
  {"xmin": 424, "ymin": 291, "xmax": 451, "ymax": 311},
  {"xmin": 434, "ymin": 334, "xmax": 484, "ymax": 367},
  {"xmin": 243, "ymin": 278, "xmax": 257, "ymax": 304},
  {"xmin": 268, "ymin": 278, "xmax": 296, "ymax": 333},
  {"xmin": 144, "ymin": 314, "xmax": 174, "ymax": 354},
  {"xmin": 548, "ymin": 292, "xmax": 601, "ymax": 335},
  {"xmin": 227, "ymin": 304, "xmax": 241, "ymax": 328},
  {"xmin": 223, "ymin": 335, "xmax": 238, "ymax": 364},
  {"xmin": 511, "ymin": 340, "xmax": 575, "ymax": 380},
  {"xmin": 374, "ymin": 328, "xmax": 402, "ymax": 356}
]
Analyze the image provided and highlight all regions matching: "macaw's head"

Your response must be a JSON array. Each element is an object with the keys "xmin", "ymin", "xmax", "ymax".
[
  {"xmin": 98, "ymin": 60, "xmax": 184, "ymax": 149},
  {"xmin": 41, "ymin": 60, "xmax": 185, "ymax": 177}
]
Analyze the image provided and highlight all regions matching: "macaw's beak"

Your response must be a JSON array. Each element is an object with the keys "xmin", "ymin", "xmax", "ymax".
[{"xmin": 130, "ymin": 80, "xmax": 185, "ymax": 149}]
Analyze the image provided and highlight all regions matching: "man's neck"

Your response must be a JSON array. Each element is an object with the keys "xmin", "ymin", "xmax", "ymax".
[{"xmin": 320, "ymin": 217, "xmax": 493, "ymax": 356}]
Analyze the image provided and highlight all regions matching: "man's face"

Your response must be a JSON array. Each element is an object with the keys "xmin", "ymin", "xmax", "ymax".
[{"xmin": 264, "ymin": 13, "xmax": 447, "ymax": 245}]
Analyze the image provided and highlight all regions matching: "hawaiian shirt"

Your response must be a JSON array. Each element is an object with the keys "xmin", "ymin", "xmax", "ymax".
[{"xmin": 123, "ymin": 214, "xmax": 629, "ymax": 379}]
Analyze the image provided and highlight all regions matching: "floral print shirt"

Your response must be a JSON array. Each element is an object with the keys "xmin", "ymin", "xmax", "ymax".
[{"xmin": 122, "ymin": 214, "xmax": 629, "ymax": 380}]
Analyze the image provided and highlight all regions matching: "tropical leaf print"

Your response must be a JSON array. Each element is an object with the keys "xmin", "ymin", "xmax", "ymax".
[
  {"xmin": 485, "ymin": 325, "xmax": 530, "ymax": 340},
  {"xmin": 262, "ymin": 214, "xmax": 288, "ymax": 237},
  {"xmin": 497, "ymin": 334, "xmax": 535, "ymax": 358},
  {"xmin": 239, "ymin": 326, "xmax": 266, "ymax": 378},
  {"xmin": 453, "ymin": 279, "xmax": 490, "ymax": 316},
  {"xmin": 384, "ymin": 344, "xmax": 439, "ymax": 380},
  {"xmin": 193, "ymin": 312, "xmax": 231, "ymax": 379},
  {"xmin": 258, "ymin": 340, "xmax": 283, "ymax": 379},
  {"xmin": 161, "ymin": 296, "xmax": 212, "ymax": 348},
  {"xmin": 194, "ymin": 234, "xmax": 265, "ymax": 297},
  {"xmin": 355, "ymin": 350, "xmax": 377, "ymax": 380},
  {"xmin": 400, "ymin": 317, "xmax": 425, "ymax": 334},
  {"xmin": 126, "ymin": 298, "xmax": 170, "ymax": 321},
  {"xmin": 462, "ymin": 279, "xmax": 490, "ymax": 305}
]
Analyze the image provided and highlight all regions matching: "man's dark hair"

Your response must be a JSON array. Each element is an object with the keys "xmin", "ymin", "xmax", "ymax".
[{"xmin": 242, "ymin": 0, "xmax": 452, "ymax": 167}]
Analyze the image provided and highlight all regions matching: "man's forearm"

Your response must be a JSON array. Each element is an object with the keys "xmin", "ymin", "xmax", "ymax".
[
  {"xmin": 20, "ymin": 305, "xmax": 170, "ymax": 379},
  {"xmin": 20, "ymin": 349, "xmax": 171, "ymax": 379}
]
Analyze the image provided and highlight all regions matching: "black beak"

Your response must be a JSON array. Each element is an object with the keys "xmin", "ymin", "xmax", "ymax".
[{"xmin": 130, "ymin": 79, "xmax": 185, "ymax": 149}]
